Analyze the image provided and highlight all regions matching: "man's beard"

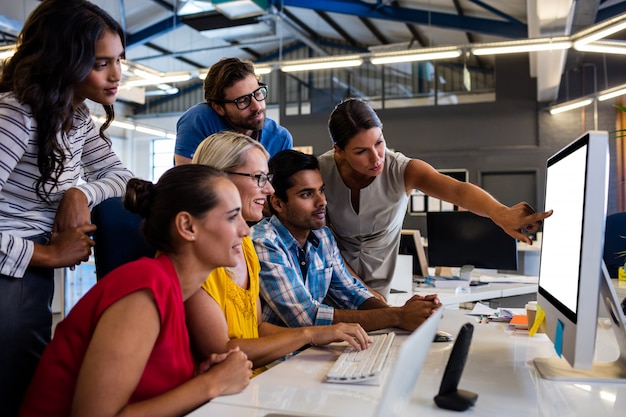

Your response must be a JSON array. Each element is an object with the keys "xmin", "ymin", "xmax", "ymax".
[{"xmin": 225, "ymin": 109, "xmax": 266, "ymax": 132}]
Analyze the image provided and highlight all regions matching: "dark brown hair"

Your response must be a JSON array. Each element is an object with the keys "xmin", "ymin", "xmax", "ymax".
[
  {"xmin": 203, "ymin": 57, "xmax": 259, "ymax": 104},
  {"xmin": 328, "ymin": 98, "xmax": 383, "ymax": 150},
  {"xmin": 124, "ymin": 165, "xmax": 227, "ymax": 253},
  {"xmin": 0, "ymin": 0, "xmax": 125, "ymax": 202}
]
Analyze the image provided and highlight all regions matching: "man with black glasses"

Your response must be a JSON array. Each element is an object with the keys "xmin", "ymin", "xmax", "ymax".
[{"xmin": 175, "ymin": 57, "xmax": 293, "ymax": 165}]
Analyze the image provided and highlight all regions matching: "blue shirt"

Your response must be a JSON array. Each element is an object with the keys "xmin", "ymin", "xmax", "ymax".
[
  {"xmin": 175, "ymin": 102, "xmax": 293, "ymax": 159},
  {"xmin": 251, "ymin": 216, "xmax": 373, "ymax": 327}
]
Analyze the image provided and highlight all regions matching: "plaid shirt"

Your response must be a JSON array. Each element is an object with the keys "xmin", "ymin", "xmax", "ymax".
[{"xmin": 251, "ymin": 216, "xmax": 373, "ymax": 327}]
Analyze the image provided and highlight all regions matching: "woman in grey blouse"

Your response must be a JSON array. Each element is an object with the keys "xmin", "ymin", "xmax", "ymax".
[{"xmin": 318, "ymin": 98, "xmax": 552, "ymax": 298}]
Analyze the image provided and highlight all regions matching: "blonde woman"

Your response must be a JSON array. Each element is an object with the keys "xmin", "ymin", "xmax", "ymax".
[{"xmin": 186, "ymin": 131, "xmax": 370, "ymax": 372}]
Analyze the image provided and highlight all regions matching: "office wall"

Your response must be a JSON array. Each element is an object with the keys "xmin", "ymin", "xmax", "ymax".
[{"xmin": 280, "ymin": 55, "xmax": 622, "ymax": 234}]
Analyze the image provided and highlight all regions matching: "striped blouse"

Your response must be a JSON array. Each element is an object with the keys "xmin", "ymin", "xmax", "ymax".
[{"xmin": 0, "ymin": 92, "xmax": 133, "ymax": 278}]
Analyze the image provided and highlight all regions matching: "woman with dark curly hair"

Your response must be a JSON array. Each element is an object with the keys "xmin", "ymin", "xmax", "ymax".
[{"xmin": 0, "ymin": 1, "xmax": 132, "ymax": 413}]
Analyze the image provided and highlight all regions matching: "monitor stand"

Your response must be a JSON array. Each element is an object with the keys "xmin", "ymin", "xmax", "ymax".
[{"xmin": 533, "ymin": 262, "xmax": 626, "ymax": 382}]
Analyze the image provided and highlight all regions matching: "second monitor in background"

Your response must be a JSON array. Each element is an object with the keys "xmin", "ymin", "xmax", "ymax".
[
  {"xmin": 399, "ymin": 229, "xmax": 429, "ymax": 278},
  {"xmin": 426, "ymin": 211, "xmax": 518, "ymax": 279}
]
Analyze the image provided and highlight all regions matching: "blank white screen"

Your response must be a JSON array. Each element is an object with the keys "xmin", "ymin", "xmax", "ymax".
[{"xmin": 539, "ymin": 144, "xmax": 587, "ymax": 314}]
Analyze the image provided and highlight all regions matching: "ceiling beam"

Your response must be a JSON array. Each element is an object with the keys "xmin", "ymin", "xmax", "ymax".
[
  {"xmin": 452, "ymin": 0, "xmax": 475, "ymax": 44},
  {"xmin": 271, "ymin": 0, "xmax": 527, "ymax": 38},
  {"xmin": 316, "ymin": 10, "xmax": 359, "ymax": 46},
  {"xmin": 358, "ymin": 16, "xmax": 389, "ymax": 44},
  {"xmin": 126, "ymin": 15, "xmax": 185, "ymax": 47}
]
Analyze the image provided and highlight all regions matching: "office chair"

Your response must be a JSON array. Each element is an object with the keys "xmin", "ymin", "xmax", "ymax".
[
  {"xmin": 91, "ymin": 197, "xmax": 156, "ymax": 280},
  {"xmin": 603, "ymin": 211, "xmax": 626, "ymax": 279}
]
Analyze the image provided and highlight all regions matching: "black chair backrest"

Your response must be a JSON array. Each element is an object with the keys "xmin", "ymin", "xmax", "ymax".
[
  {"xmin": 91, "ymin": 197, "xmax": 156, "ymax": 280},
  {"xmin": 603, "ymin": 211, "xmax": 626, "ymax": 279}
]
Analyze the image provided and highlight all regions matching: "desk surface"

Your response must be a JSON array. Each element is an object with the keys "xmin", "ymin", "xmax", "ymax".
[
  {"xmin": 187, "ymin": 308, "xmax": 626, "ymax": 417},
  {"xmin": 388, "ymin": 280, "xmax": 538, "ymax": 307}
]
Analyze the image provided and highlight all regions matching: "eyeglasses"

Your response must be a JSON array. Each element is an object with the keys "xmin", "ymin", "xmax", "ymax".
[
  {"xmin": 219, "ymin": 85, "xmax": 268, "ymax": 110},
  {"xmin": 226, "ymin": 171, "xmax": 274, "ymax": 187}
]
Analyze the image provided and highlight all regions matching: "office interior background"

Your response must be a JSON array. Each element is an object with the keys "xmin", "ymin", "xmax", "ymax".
[{"xmin": 2, "ymin": 0, "xmax": 626, "ymax": 236}]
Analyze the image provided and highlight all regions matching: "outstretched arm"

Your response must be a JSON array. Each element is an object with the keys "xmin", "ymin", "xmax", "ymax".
[{"xmin": 405, "ymin": 159, "xmax": 552, "ymax": 245}]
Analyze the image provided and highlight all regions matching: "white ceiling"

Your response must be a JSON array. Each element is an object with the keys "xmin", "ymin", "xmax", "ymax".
[{"xmin": 2, "ymin": 0, "xmax": 626, "ymax": 104}]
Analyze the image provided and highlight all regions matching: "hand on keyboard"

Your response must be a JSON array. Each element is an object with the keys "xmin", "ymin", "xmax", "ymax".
[
  {"xmin": 325, "ymin": 332, "xmax": 395, "ymax": 384},
  {"xmin": 310, "ymin": 322, "xmax": 370, "ymax": 351}
]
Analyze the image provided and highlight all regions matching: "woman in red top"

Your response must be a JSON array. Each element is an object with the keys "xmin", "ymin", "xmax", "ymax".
[{"xmin": 21, "ymin": 164, "xmax": 253, "ymax": 417}]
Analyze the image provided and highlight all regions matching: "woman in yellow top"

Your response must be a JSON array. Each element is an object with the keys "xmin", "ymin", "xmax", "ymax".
[{"xmin": 186, "ymin": 131, "xmax": 370, "ymax": 372}]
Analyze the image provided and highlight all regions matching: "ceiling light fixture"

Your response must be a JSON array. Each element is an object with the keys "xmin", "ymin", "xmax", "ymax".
[
  {"xmin": 574, "ymin": 40, "xmax": 626, "ymax": 54},
  {"xmin": 548, "ymin": 97, "xmax": 594, "ymax": 115},
  {"xmin": 254, "ymin": 66, "xmax": 273, "ymax": 75},
  {"xmin": 110, "ymin": 120, "xmax": 136, "ymax": 131},
  {"xmin": 0, "ymin": 45, "xmax": 16, "ymax": 60},
  {"xmin": 472, "ymin": 38, "xmax": 571, "ymax": 55},
  {"xmin": 573, "ymin": 15, "xmax": 626, "ymax": 49},
  {"xmin": 125, "ymin": 73, "xmax": 191, "ymax": 87},
  {"xmin": 135, "ymin": 125, "xmax": 168, "ymax": 137},
  {"xmin": 598, "ymin": 84, "xmax": 626, "ymax": 101},
  {"xmin": 92, "ymin": 116, "xmax": 175, "ymax": 138},
  {"xmin": 281, "ymin": 56, "xmax": 363, "ymax": 72},
  {"xmin": 371, "ymin": 48, "xmax": 462, "ymax": 65}
]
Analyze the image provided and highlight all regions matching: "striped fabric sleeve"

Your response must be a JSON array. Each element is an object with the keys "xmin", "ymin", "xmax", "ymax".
[
  {"xmin": 0, "ymin": 100, "xmax": 37, "ymax": 277},
  {"xmin": 73, "ymin": 113, "xmax": 133, "ymax": 207}
]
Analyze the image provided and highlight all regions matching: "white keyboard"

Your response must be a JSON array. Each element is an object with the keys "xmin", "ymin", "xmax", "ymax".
[{"xmin": 325, "ymin": 332, "xmax": 395, "ymax": 384}]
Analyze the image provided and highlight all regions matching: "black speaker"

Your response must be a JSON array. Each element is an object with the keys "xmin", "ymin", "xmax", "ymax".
[{"xmin": 433, "ymin": 323, "xmax": 478, "ymax": 411}]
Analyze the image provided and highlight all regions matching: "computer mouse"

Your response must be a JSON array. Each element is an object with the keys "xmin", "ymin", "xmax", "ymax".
[{"xmin": 434, "ymin": 330, "xmax": 454, "ymax": 343}]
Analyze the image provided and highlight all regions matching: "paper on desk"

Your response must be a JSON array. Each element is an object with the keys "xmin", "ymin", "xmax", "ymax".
[
  {"xmin": 466, "ymin": 302, "xmax": 519, "ymax": 321},
  {"xmin": 478, "ymin": 275, "xmax": 538, "ymax": 284}
]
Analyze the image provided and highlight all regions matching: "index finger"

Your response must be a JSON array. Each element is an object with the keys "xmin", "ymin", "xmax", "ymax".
[{"xmin": 524, "ymin": 209, "xmax": 553, "ymax": 224}]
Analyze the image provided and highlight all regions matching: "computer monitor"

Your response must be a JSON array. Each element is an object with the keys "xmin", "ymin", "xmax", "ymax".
[
  {"xmin": 398, "ymin": 230, "xmax": 429, "ymax": 277},
  {"xmin": 533, "ymin": 130, "xmax": 626, "ymax": 382},
  {"xmin": 426, "ymin": 211, "xmax": 518, "ymax": 278}
]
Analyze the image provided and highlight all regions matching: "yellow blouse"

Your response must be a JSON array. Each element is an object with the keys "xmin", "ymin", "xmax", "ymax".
[{"xmin": 201, "ymin": 235, "xmax": 260, "ymax": 339}]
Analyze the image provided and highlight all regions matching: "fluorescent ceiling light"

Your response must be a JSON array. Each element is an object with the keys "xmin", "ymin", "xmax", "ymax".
[
  {"xmin": 92, "ymin": 116, "xmax": 176, "ymax": 138},
  {"xmin": 132, "ymin": 68, "xmax": 160, "ymax": 80},
  {"xmin": 135, "ymin": 126, "xmax": 167, "ymax": 137},
  {"xmin": 281, "ymin": 57, "xmax": 363, "ymax": 72},
  {"xmin": 213, "ymin": 0, "xmax": 267, "ymax": 19},
  {"xmin": 255, "ymin": 66, "xmax": 272, "ymax": 75},
  {"xmin": 549, "ymin": 98, "xmax": 594, "ymax": 115},
  {"xmin": 125, "ymin": 74, "xmax": 191, "ymax": 87},
  {"xmin": 371, "ymin": 49, "xmax": 461, "ymax": 65},
  {"xmin": 598, "ymin": 84, "xmax": 626, "ymax": 101},
  {"xmin": 574, "ymin": 40, "xmax": 626, "ymax": 54},
  {"xmin": 0, "ymin": 46, "xmax": 15, "ymax": 59},
  {"xmin": 473, "ymin": 39, "xmax": 571, "ymax": 55},
  {"xmin": 573, "ymin": 19, "xmax": 626, "ymax": 49},
  {"xmin": 110, "ymin": 120, "xmax": 136, "ymax": 130}
]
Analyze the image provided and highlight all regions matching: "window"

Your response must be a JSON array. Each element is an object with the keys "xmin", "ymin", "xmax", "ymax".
[{"xmin": 152, "ymin": 138, "xmax": 175, "ymax": 181}]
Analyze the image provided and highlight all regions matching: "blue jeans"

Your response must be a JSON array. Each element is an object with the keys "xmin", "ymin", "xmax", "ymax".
[{"xmin": 0, "ymin": 242, "xmax": 54, "ymax": 417}]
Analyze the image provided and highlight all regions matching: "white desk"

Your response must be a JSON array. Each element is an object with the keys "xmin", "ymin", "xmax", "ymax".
[
  {"xmin": 388, "ymin": 281, "xmax": 538, "ymax": 308},
  {"xmin": 187, "ymin": 308, "xmax": 626, "ymax": 417}
]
